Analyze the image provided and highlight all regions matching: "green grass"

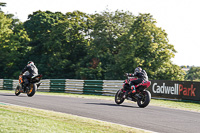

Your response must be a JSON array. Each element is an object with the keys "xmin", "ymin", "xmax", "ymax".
[
  {"xmin": 0, "ymin": 104, "xmax": 149, "ymax": 133},
  {"xmin": 150, "ymin": 99, "xmax": 200, "ymax": 112}
]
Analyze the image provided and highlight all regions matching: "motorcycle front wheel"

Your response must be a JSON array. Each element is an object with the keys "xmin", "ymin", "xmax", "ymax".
[
  {"xmin": 15, "ymin": 85, "xmax": 21, "ymax": 96},
  {"xmin": 137, "ymin": 90, "xmax": 151, "ymax": 108},
  {"xmin": 115, "ymin": 89, "xmax": 125, "ymax": 104},
  {"xmin": 27, "ymin": 83, "xmax": 37, "ymax": 97}
]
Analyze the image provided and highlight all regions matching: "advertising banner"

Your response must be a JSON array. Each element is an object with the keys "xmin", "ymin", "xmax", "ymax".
[{"xmin": 147, "ymin": 80, "xmax": 200, "ymax": 101}]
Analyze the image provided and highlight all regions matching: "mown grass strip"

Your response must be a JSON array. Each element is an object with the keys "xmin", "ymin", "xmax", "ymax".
[
  {"xmin": 0, "ymin": 104, "xmax": 150, "ymax": 133},
  {"xmin": 150, "ymin": 98, "xmax": 200, "ymax": 112}
]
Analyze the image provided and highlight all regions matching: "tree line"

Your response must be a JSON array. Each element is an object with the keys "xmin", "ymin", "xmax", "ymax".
[{"xmin": 1, "ymin": 3, "xmax": 194, "ymax": 80}]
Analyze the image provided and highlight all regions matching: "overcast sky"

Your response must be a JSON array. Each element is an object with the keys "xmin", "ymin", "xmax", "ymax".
[{"xmin": 2, "ymin": 0, "xmax": 200, "ymax": 66}]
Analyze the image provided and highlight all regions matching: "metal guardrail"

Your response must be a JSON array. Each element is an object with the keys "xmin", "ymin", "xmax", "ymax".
[
  {"xmin": 65, "ymin": 79, "xmax": 84, "ymax": 94},
  {"xmin": 0, "ymin": 79, "xmax": 123, "ymax": 96},
  {"xmin": 3, "ymin": 79, "xmax": 13, "ymax": 90},
  {"xmin": 0, "ymin": 79, "xmax": 3, "ymax": 89},
  {"xmin": 1, "ymin": 79, "xmax": 200, "ymax": 101}
]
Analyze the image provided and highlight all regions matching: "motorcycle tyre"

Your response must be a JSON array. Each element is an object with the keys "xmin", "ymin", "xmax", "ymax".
[
  {"xmin": 115, "ymin": 89, "xmax": 125, "ymax": 105},
  {"xmin": 137, "ymin": 90, "xmax": 151, "ymax": 108},
  {"xmin": 27, "ymin": 83, "xmax": 37, "ymax": 97},
  {"xmin": 15, "ymin": 85, "xmax": 21, "ymax": 96}
]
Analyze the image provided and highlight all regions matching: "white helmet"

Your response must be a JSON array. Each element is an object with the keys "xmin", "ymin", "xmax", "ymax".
[
  {"xmin": 134, "ymin": 67, "xmax": 142, "ymax": 73},
  {"xmin": 28, "ymin": 61, "xmax": 34, "ymax": 66}
]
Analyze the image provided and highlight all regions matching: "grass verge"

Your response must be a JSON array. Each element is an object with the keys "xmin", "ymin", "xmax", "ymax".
[
  {"xmin": 0, "ymin": 104, "xmax": 149, "ymax": 133},
  {"xmin": 150, "ymin": 98, "xmax": 200, "ymax": 112}
]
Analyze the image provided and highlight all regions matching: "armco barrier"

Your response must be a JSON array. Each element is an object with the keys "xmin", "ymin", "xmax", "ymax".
[
  {"xmin": 38, "ymin": 79, "xmax": 50, "ymax": 92},
  {"xmin": 0, "ymin": 79, "xmax": 200, "ymax": 101},
  {"xmin": 0, "ymin": 79, "xmax": 3, "ymax": 89},
  {"xmin": 50, "ymin": 79, "xmax": 66, "ymax": 92},
  {"xmin": 83, "ymin": 80, "xmax": 103, "ymax": 95},
  {"xmin": 102, "ymin": 80, "xmax": 123, "ymax": 95},
  {"xmin": 0, "ymin": 79, "xmax": 122, "ymax": 96},
  {"xmin": 3, "ymin": 79, "xmax": 13, "ymax": 90},
  {"xmin": 65, "ymin": 79, "xmax": 84, "ymax": 94}
]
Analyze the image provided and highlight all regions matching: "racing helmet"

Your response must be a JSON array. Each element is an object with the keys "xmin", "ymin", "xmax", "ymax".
[
  {"xmin": 134, "ymin": 67, "xmax": 142, "ymax": 73},
  {"xmin": 27, "ymin": 61, "xmax": 34, "ymax": 65}
]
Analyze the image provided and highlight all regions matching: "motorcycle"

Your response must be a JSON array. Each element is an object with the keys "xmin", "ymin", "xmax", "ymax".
[
  {"xmin": 15, "ymin": 74, "xmax": 42, "ymax": 97},
  {"xmin": 115, "ymin": 73, "xmax": 151, "ymax": 108}
]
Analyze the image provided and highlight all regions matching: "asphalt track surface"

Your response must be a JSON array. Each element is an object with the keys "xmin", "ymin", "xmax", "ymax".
[{"xmin": 0, "ymin": 92, "xmax": 200, "ymax": 133}]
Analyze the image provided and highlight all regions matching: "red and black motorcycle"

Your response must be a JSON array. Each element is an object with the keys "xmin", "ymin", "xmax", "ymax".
[{"xmin": 115, "ymin": 74, "xmax": 151, "ymax": 108}]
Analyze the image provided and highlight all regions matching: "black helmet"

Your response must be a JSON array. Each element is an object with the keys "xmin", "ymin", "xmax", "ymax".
[{"xmin": 134, "ymin": 67, "xmax": 142, "ymax": 73}]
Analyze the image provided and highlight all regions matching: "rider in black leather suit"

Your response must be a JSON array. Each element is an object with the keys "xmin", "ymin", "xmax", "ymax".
[{"xmin": 21, "ymin": 61, "xmax": 38, "ymax": 86}]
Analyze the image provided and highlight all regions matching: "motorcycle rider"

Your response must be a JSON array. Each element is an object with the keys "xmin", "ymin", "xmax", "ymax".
[
  {"xmin": 124, "ymin": 67, "xmax": 148, "ymax": 97},
  {"xmin": 20, "ymin": 61, "xmax": 38, "ymax": 88}
]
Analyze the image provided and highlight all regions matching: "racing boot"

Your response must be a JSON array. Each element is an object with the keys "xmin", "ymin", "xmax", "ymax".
[
  {"xmin": 128, "ymin": 85, "xmax": 136, "ymax": 97},
  {"xmin": 131, "ymin": 85, "xmax": 136, "ymax": 93}
]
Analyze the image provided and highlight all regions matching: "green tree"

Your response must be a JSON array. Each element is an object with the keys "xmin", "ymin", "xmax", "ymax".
[
  {"xmin": 24, "ymin": 11, "xmax": 91, "ymax": 79},
  {"xmin": 154, "ymin": 62, "xmax": 185, "ymax": 80},
  {"xmin": 23, "ymin": 11, "xmax": 66, "ymax": 78},
  {"xmin": 24, "ymin": 10, "xmax": 65, "ymax": 40},
  {"xmin": 185, "ymin": 67, "xmax": 200, "ymax": 81},
  {"xmin": 0, "ymin": 2, "xmax": 6, "ymax": 12},
  {"xmin": 0, "ymin": 12, "xmax": 30, "ymax": 78},
  {"xmin": 0, "ymin": 12, "xmax": 13, "ymax": 78},
  {"xmin": 0, "ymin": 8, "xmax": 185, "ymax": 80},
  {"xmin": 82, "ymin": 10, "xmax": 135, "ymax": 79},
  {"xmin": 118, "ymin": 13, "xmax": 184, "ymax": 80}
]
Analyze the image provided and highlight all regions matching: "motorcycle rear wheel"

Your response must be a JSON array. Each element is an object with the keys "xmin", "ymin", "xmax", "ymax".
[
  {"xmin": 27, "ymin": 83, "xmax": 37, "ymax": 97},
  {"xmin": 137, "ymin": 90, "xmax": 151, "ymax": 108},
  {"xmin": 15, "ymin": 85, "xmax": 21, "ymax": 96},
  {"xmin": 115, "ymin": 89, "xmax": 125, "ymax": 104}
]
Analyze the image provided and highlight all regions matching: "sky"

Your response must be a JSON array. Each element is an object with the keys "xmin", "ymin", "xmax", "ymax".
[{"xmin": 1, "ymin": 0, "xmax": 200, "ymax": 66}]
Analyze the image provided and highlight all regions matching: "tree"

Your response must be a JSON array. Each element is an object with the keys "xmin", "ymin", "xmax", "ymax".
[
  {"xmin": 24, "ymin": 11, "xmax": 91, "ymax": 79},
  {"xmin": 24, "ymin": 10, "xmax": 65, "ymax": 40},
  {"xmin": 23, "ymin": 11, "xmax": 66, "ymax": 78},
  {"xmin": 154, "ymin": 62, "xmax": 185, "ymax": 80},
  {"xmin": 0, "ymin": 2, "xmax": 6, "ymax": 12},
  {"xmin": 0, "ymin": 12, "xmax": 13, "ymax": 78},
  {"xmin": 83, "ymin": 10, "xmax": 135, "ymax": 79},
  {"xmin": 0, "ymin": 2, "xmax": 20, "ymax": 26},
  {"xmin": 0, "ymin": 12, "xmax": 30, "ymax": 78},
  {"xmin": 117, "ymin": 13, "xmax": 184, "ymax": 80},
  {"xmin": 0, "ymin": 9, "xmax": 185, "ymax": 80},
  {"xmin": 185, "ymin": 67, "xmax": 200, "ymax": 81}
]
